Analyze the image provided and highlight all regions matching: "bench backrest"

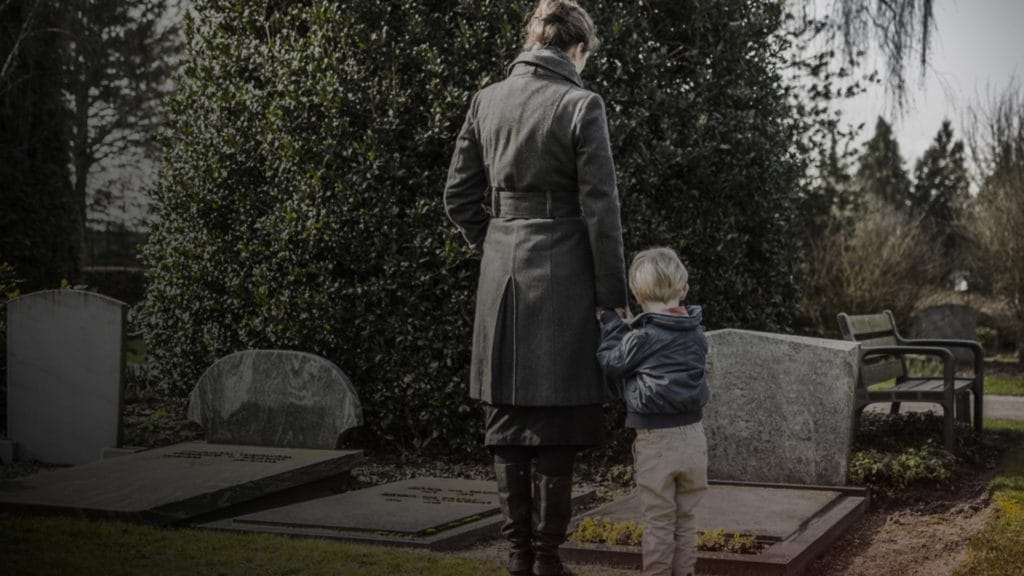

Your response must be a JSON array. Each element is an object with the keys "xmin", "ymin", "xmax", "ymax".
[{"xmin": 837, "ymin": 310, "xmax": 906, "ymax": 385}]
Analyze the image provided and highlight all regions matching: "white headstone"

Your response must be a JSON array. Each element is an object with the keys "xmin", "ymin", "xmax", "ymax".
[
  {"xmin": 7, "ymin": 290, "xmax": 127, "ymax": 465},
  {"xmin": 704, "ymin": 329, "xmax": 860, "ymax": 486}
]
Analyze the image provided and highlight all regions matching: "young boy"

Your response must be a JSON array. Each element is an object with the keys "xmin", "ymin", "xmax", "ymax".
[{"xmin": 596, "ymin": 247, "xmax": 710, "ymax": 576}]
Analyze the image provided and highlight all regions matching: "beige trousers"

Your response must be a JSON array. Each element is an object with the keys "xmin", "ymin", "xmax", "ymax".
[{"xmin": 633, "ymin": 422, "xmax": 708, "ymax": 576}]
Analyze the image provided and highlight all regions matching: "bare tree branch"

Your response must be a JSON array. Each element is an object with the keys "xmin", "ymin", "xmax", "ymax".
[{"xmin": 0, "ymin": 0, "xmax": 41, "ymax": 85}]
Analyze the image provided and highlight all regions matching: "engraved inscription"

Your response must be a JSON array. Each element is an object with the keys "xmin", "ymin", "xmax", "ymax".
[
  {"xmin": 379, "ymin": 486, "xmax": 493, "ymax": 506},
  {"xmin": 162, "ymin": 450, "xmax": 292, "ymax": 463}
]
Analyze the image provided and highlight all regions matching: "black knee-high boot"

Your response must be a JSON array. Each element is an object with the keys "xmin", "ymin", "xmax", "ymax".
[
  {"xmin": 531, "ymin": 471, "xmax": 574, "ymax": 576},
  {"xmin": 495, "ymin": 461, "xmax": 534, "ymax": 575}
]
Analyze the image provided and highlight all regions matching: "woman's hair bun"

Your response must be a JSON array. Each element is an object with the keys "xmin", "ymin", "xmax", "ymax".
[{"xmin": 523, "ymin": 0, "xmax": 599, "ymax": 54}]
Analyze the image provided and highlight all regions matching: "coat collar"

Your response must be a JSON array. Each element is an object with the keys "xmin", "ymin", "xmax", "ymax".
[
  {"xmin": 632, "ymin": 305, "xmax": 704, "ymax": 331},
  {"xmin": 507, "ymin": 47, "xmax": 583, "ymax": 88}
]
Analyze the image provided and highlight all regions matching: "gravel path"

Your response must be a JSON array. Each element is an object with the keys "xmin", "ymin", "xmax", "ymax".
[{"xmin": 864, "ymin": 394, "xmax": 1024, "ymax": 420}]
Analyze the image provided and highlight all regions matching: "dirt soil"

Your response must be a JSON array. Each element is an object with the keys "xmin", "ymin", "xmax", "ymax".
[{"xmin": 806, "ymin": 472, "xmax": 997, "ymax": 576}]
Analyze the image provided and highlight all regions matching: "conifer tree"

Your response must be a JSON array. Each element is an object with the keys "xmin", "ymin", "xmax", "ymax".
[
  {"xmin": 856, "ymin": 117, "xmax": 913, "ymax": 210},
  {"xmin": 912, "ymin": 120, "xmax": 969, "ymax": 278},
  {"xmin": 0, "ymin": 0, "xmax": 77, "ymax": 289},
  {"xmin": 912, "ymin": 120, "xmax": 969, "ymax": 226}
]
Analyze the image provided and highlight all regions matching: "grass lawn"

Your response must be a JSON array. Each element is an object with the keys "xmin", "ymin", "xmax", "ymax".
[
  {"xmin": 985, "ymin": 376, "xmax": 1024, "ymax": 396},
  {"xmin": 867, "ymin": 375, "xmax": 1024, "ymax": 396},
  {"xmin": 0, "ymin": 514, "xmax": 506, "ymax": 576},
  {"xmin": 954, "ymin": 418, "xmax": 1024, "ymax": 576}
]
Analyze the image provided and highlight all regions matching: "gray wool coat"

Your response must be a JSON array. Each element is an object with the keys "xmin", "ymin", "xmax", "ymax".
[{"xmin": 444, "ymin": 47, "xmax": 627, "ymax": 407}]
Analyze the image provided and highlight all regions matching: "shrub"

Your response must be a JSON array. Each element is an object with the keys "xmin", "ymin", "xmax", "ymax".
[
  {"xmin": 696, "ymin": 529, "xmax": 762, "ymax": 554},
  {"xmin": 800, "ymin": 206, "xmax": 943, "ymax": 337},
  {"xmin": 572, "ymin": 517, "xmax": 644, "ymax": 546},
  {"xmin": 976, "ymin": 326, "xmax": 998, "ymax": 356},
  {"xmin": 140, "ymin": 0, "xmax": 806, "ymax": 452},
  {"xmin": 571, "ymin": 518, "xmax": 762, "ymax": 554},
  {"xmin": 847, "ymin": 412, "xmax": 991, "ymax": 494},
  {"xmin": 849, "ymin": 443, "xmax": 956, "ymax": 494}
]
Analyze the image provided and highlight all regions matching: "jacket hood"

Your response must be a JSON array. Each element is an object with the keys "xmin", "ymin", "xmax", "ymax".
[
  {"xmin": 507, "ymin": 47, "xmax": 583, "ymax": 88},
  {"xmin": 632, "ymin": 305, "xmax": 703, "ymax": 331}
]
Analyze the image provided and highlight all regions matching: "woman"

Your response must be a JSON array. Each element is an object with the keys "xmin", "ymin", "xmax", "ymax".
[{"xmin": 444, "ymin": 1, "xmax": 626, "ymax": 575}]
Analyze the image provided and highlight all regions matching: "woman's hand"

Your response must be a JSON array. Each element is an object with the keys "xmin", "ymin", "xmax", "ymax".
[{"xmin": 615, "ymin": 307, "xmax": 633, "ymax": 322}]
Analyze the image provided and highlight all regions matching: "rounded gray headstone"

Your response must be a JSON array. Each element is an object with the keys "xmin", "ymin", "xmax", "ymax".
[{"xmin": 187, "ymin": 350, "xmax": 362, "ymax": 449}]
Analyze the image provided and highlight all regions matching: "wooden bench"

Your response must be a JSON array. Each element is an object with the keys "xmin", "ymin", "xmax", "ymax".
[{"xmin": 837, "ymin": 310, "xmax": 984, "ymax": 451}]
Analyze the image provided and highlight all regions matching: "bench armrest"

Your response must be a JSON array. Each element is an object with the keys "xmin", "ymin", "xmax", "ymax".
[
  {"xmin": 861, "ymin": 345, "xmax": 956, "ymax": 393},
  {"xmin": 899, "ymin": 338, "xmax": 984, "ymax": 375}
]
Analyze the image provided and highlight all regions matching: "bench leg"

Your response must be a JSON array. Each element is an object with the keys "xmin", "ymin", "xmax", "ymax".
[
  {"xmin": 974, "ymin": 385, "xmax": 984, "ymax": 432},
  {"xmin": 943, "ymin": 404, "xmax": 954, "ymax": 453},
  {"xmin": 956, "ymin": 394, "xmax": 970, "ymax": 424},
  {"xmin": 889, "ymin": 402, "xmax": 902, "ymax": 416}
]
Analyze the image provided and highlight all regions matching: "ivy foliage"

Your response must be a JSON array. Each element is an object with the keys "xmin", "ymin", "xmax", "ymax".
[
  {"xmin": 848, "ymin": 412, "xmax": 997, "ymax": 496},
  {"xmin": 140, "ymin": 0, "xmax": 805, "ymax": 451}
]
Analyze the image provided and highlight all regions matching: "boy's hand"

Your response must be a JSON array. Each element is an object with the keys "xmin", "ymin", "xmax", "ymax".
[
  {"xmin": 615, "ymin": 307, "xmax": 633, "ymax": 322},
  {"xmin": 595, "ymin": 307, "xmax": 605, "ymax": 325}
]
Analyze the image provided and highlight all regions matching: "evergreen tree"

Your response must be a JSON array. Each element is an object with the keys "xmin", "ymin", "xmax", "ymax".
[
  {"xmin": 856, "ymin": 116, "xmax": 912, "ymax": 210},
  {"xmin": 60, "ymin": 0, "xmax": 181, "ymax": 253},
  {"xmin": 912, "ymin": 120, "xmax": 969, "ymax": 278},
  {"xmin": 912, "ymin": 120, "xmax": 969, "ymax": 226},
  {"xmin": 799, "ymin": 130, "xmax": 859, "ymax": 243},
  {"xmin": 0, "ymin": 0, "xmax": 78, "ymax": 289}
]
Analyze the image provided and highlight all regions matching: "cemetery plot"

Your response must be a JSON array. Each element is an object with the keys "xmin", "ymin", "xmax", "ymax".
[
  {"xmin": 561, "ymin": 481, "xmax": 868, "ymax": 576},
  {"xmin": 0, "ymin": 442, "xmax": 362, "ymax": 524},
  {"xmin": 199, "ymin": 477, "xmax": 596, "ymax": 550}
]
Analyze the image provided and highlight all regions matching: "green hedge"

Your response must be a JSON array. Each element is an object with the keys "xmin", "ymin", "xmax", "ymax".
[{"xmin": 140, "ymin": 0, "xmax": 804, "ymax": 452}]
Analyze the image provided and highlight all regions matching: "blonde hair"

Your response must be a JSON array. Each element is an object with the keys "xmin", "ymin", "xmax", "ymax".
[
  {"xmin": 629, "ymin": 247, "xmax": 689, "ymax": 304},
  {"xmin": 523, "ymin": 0, "xmax": 600, "ymax": 54}
]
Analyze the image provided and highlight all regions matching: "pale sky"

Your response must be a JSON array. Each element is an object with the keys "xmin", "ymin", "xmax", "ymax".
[{"xmin": 823, "ymin": 0, "xmax": 1024, "ymax": 167}]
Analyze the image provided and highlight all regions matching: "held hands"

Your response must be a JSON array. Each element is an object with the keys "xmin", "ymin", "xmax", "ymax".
[{"xmin": 595, "ymin": 306, "xmax": 634, "ymax": 325}]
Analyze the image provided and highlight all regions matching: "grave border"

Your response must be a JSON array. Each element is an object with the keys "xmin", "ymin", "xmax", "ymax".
[
  {"xmin": 198, "ymin": 483, "xmax": 596, "ymax": 551},
  {"xmin": 560, "ymin": 480, "xmax": 869, "ymax": 576},
  {"xmin": 0, "ymin": 442, "xmax": 363, "ymax": 525}
]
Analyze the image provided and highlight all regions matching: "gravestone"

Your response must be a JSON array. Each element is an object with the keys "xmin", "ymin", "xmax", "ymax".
[
  {"xmin": 187, "ymin": 350, "xmax": 362, "ymax": 449},
  {"xmin": 911, "ymin": 304, "xmax": 978, "ymax": 364},
  {"xmin": 704, "ymin": 329, "xmax": 859, "ymax": 486},
  {"xmin": 561, "ymin": 481, "xmax": 868, "ymax": 575},
  {"xmin": 7, "ymin": 289, "xmax": 127, "ymax": 465},
  {"xmin": 0, "ymin": 442, "xmax": 362, "ymax": 524},
  {"xmin": 200, "ymin": 477, "xmax": 595, "ymax": 550}
]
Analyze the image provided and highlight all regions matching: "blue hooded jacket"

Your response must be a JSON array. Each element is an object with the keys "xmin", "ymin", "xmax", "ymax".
[{"xmin": 597, "ymin": 306, "xmax": 710, "ymax": 429}]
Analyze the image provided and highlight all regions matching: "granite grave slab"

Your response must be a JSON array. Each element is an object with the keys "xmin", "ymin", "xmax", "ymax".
[
  {"xmin": 188, "ymin": 350, "xmax": 362, "ymax": 449},
  {"xmin": 704, "ymin": 329, "xmax": 860, "ymax": 485},
  {"xmin": 7, "ymin": 289, "xmax": 127, "ymax": 465},
  {"xmin": 561, "ymin": 481, "xmax": 868, "ymax": 576},
  {"xmin": 0, "ymin": 442, "xmax": 361, "ymax": 524},
  {"xmin": 200, "ymin": 477, "xmax": 596, "ymax": 550}
]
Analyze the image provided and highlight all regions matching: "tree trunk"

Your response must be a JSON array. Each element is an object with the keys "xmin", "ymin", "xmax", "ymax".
[{"xmin": 72, "ymin": 79, "xmax": 90, "ymax": 271}]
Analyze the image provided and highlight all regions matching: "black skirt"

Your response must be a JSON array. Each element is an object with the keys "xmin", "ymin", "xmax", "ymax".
[{"xmin": 483, "ymin": 404, "xmax": 605, "ymax": 447}]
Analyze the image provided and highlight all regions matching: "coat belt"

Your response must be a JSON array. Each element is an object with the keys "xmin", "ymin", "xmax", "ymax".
[{"xmin": 491, "ymin": 189, "xmax": 582, "ymax": 219}]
